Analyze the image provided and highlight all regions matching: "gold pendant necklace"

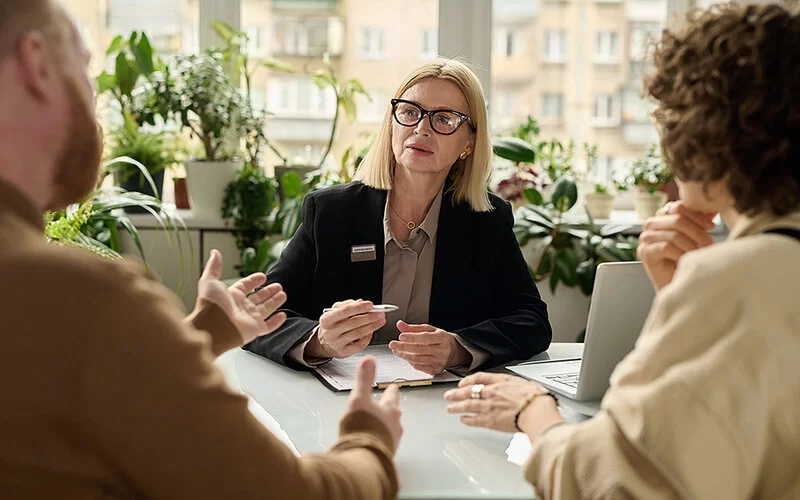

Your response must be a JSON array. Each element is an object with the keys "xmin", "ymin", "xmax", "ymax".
[{"xmin": 389, "ymin": 203, "xmax": 418, "ymax": 230}]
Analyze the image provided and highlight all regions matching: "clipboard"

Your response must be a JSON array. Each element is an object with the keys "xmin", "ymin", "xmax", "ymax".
[{"xmin": 312, "ymin": 345, "xmax": 461, "ymax": 392}]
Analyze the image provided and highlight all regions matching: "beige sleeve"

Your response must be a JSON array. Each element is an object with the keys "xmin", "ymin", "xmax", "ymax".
[
  {"xmin": 523, "ymin": 256, "xmax": 758, "ymax": 500},
  {"xmin": 83, "ymin": 269, "xmax": 397, "ymax": 500},
  {"xmin": 449, "ymin": 333, "xmax": 490, "ymax": 372}
]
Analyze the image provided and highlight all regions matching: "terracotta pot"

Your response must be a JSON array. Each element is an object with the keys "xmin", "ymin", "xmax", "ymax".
[{"xmin": 174, "ymin": 177, "xmax": 190, "ymax": 209}]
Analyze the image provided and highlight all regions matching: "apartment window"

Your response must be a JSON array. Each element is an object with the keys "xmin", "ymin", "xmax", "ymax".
[
  {"xmin": 630, "ymin": 22, "xmax": 662, "ymax": 62},
  {"xmin": 595, "ymin": 31, "xmax": 619, "ymax": 63},
  {"xmin": 358, "ymin": 90, "xmax": 386, "ymax": 123},
  {"xmin": 245, "ymin": 26, "xmax": 267, "ymax": 56},
  {"xmin": 421, "ymin": 28, "xmax": 438, "ymax": 60},
  {"xmin": 269, "ymin": 77, "xmax": 336, "ymax": 118},
  {"xmin": 541, "ymin": 93, "xmax": 564, "ymax": 121},
  {"xmin": 360, "ymin": 27, "xmax": 386, "ymax": 59},
  {"xmin": 593, "ymin": 94, "xmax": 619, "ymax": 126},
  {"xmin": 495, "ymin": 28, "xmax": 518, "ymax": 57},
  {"xmin": 591, "ymin": 155, "xmax": 615, "ymax": 180},
  {"xmin": 543, "ymin": 31, "xmax": 566, "ymax": 63}
]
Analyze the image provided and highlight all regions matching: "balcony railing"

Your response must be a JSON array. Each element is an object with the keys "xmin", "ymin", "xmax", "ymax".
[{"xmin": 272, "ymin": 16, "xmax": 344, "ymax": 57}]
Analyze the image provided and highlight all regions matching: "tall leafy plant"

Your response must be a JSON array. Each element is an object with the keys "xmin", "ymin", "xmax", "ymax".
[
  {"xmin": 96, "ymin": 32, "xmax": 159, "ymax": 120},
  {"xmin": 212, "ymin": 21, "xmax": 292, "ymax": 167},
  {"xmin": 108, "ymin": 114, "xmax": 176, "ymax": 187},
  {"xmin": 46, "ymin": 157, "xmax": 186, "ymax": 263},
  {"xmin": 514, "ymin": 177, "xmax": 638, "ymax": 295},
  {"xmin": 170, "ymin": 53, "xmax": 241, "ymax": 161}
]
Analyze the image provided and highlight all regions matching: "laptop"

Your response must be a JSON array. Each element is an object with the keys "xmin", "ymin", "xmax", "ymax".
[{"xmin": 508, "ymin": 261, "xmax": 655, "ymax": 401}]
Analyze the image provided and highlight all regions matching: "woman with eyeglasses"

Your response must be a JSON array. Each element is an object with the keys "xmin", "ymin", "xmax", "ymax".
[{"xmin": 245, "ymin": 59, "xmax": 552, "ymax": 373}]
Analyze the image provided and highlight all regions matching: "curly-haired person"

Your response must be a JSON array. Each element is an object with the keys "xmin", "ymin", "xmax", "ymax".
[{"xmin": 442, "ymin": 4, "xmax": 800, "ymax": 499}]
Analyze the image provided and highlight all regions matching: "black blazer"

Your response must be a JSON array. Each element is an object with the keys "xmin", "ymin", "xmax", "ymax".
[{"xmin": 244, "ymin": 181, "xmax": 552, "ymax": 370}]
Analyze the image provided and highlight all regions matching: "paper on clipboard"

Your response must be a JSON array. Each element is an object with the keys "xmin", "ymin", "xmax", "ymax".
[{"xmin": 314, "ymin": 345, "xmax": 461, "ymax": 391}]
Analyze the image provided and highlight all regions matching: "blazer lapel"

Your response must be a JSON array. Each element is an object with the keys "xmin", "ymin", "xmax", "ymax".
[
  {"xmin": 348, "ymin": 185, "xmax": 387, "ymax": 302},
  {"xmin": 430, "ymin": 189, "xmax": 473, "ymax": 326}
]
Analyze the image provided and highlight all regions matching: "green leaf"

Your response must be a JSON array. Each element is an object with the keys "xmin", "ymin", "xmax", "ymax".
[
  {"xmin": 280, "ymin": 171, "xmax": 303, "ymax": 198},
  {"xmin": 536, "ymin": 248, "xmax": 554, "ymax": 278},
  {"xmin": 114, "ymin": 52, "xmax": 138, "ymax": 97},
  {"xmin": 554, "ymin": 248, "xmax": 579, "ymax": 287},
  {"xmin": 552, "ymin": 177, "xmax": 578, "ymax": 212},
  {"xmin": 340, "ymin": 91, "xmax": 357, "ymax": 122},
  {"xmin": 576, "ymin": 260, "xmax": 596, "ymax": 296},
  {"xmin": 263, "ymin": 59, "xmax": 294, "ymax": 73},
  {"xmin": 312, "ymin": 70, "xmax": 336, "ymax": 89},
  {"xmin": 493, "ymin": 137, "xmax": 537, "ymax": 163},
  {"xmin": 106, "ymin": 35, "xmax": 124, "ymax": 56},
  {"xmin": 212, "ymin": 21, "xmax": 236, "ymax": 43},
  {"xmin": 96, "ymin": 71, "xmax": 116, "ymax": 94},
  {"xmin": 549, "ymin": 264, "xmax": 561, "ymax": 294},
  {"xmin": 132, "ymin": 32, "xmax": 155, "ymax": 75},
  {"xmin": 523, "ymin": 188, "xmax": 544, "ymax": 206}
]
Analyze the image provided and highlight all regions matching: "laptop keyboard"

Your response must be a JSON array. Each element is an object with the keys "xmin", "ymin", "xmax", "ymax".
[{"xmin": 545, "ymin": 372, "xmax": 580, "ymax": 388}]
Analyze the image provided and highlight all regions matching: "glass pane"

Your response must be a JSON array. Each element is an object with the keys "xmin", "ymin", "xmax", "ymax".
[
  {"xmin": 242, "ymin": 0, "xmax": 439, "ymax": 170},
  {"xmin": 492, "ymin": 0, "xmax": 668, "ymax": 194}
]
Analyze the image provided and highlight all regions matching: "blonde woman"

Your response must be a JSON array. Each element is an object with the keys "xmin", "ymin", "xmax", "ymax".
[
  {"xmin": 444, "ymin": 5, "xmax": 800, "ymax": 499},
  {"xmin": 247, "ymin": 59, "xmax": 552, "ymax": 373}
]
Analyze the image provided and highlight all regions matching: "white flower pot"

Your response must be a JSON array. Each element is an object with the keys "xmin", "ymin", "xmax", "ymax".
[
  {"xmin": 584, "ymin": 192, "xmax": 615, "ymax": 220},
  {"xmin": 634, "ymin": 190, "xmax": 667, "ymax": 220},
  {"xmin": 185, "ymin": 159, "xmax": 241, "ymax": 217}
]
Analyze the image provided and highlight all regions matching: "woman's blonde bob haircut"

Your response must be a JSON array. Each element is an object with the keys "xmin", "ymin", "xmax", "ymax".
[{"xmin": 354, "ymin": 58, "xmax": 493, "ymax": 212}]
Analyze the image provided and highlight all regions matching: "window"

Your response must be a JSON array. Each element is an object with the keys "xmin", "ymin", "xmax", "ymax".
[
  {"xmin": 495, "ymin": 28, "xmax": 518, "ymax": 57},
  {"xmin": 421, "ymin": 28, "xmax": 438, "ymax": 59},
  {"xmin": 542, "ymin": 31, "xmax": 566, "ymax": 63},
  {"xmin": 541, "ymin": 93, "xmax": 564, "ymax": 121},
  {"xmin": 629, "ymin": 22, "xmax": 662, "ymax": 62},
  {"xmin": 360, "ymin": 27, "xmax": 386, "ymax": 59},
  {"xmin": 593, "ymin": 94, "xmax": 619, "ymax": 126},
  {"xmin": 245, "ymin": 26, "xmax": 267, "ymax": 56},
  {"xmin": 358, "ymin": 90, "xmax": 387, "ymax": 123},
  {"xmin": 269, "ymin": 77, "xmax": 336, "ymax": 118},
  {"xmin": 591, "ymin": 155, "xmax": 615, "ymax": 180},
  {"xmin": 595, "ymin": 31, "xmax": 619, "ymax": 63}
]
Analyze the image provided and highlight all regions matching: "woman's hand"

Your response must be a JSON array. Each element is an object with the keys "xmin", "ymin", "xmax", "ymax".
[
  {"xmin": 307, "ymin": 300, "xmax": 386, "ymax": 359},
  {"xmin": 389, "ymin": 321, "xmax": 471, "ymax": 374},
  {"xmin": 444, "ymin": 372, "xmax": 563, "ymax": 441},
  {"xmin": 638, "ymin": 201, "xmax": 716, "ymax": 291}
]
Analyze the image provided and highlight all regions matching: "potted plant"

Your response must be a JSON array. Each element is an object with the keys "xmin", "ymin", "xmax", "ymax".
[
  {"xmin": 513, "ymin": 177, "xmax": 638, "ymax": 341},
  {"xmin": 221, "ymin": 164, "xmax": 278, "ymax": 277},
  {"xmin": 169, "ymin": 52, "xmax": 243, "ymax": 216},
  {"xmin": 628, "ymin": 144, "xmax": 673, "ymax": 220},
  {"xmin": 107, "ymin": 114, "xmax": 176, "ymax": 212},
  {"xmin": 46, "ymin": 157, "xmax": 185, "ymax": 263},
  {"xmin": 584, "ymin": 182, "xmax": 615, "ymax": 219}
]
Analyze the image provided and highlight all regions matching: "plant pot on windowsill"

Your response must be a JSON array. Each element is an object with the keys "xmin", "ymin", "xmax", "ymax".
[
  {"xmin": 634, "ymin": 190, "xmax": 667, "ymax": 220},
  {"xmin": 584, "ymin": 192, "xmax": 615, "ymax": 219},
  {"xmin": 116, "ymin": 169, "xmax": 166, "ymax": 214},
  {"xmin": 185, "ymin": 158, "xmax": 242, "ymax": 217}
]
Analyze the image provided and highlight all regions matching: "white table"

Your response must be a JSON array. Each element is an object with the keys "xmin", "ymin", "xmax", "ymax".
[{"xmin": 218, "ymin": 343, "xmax": 596, "ymax": 500}]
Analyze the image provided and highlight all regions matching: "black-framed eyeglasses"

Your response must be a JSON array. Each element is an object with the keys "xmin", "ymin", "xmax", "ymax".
[{"xmin": 390, "ymin": 98, "xmax": 476, "ymax": 136}]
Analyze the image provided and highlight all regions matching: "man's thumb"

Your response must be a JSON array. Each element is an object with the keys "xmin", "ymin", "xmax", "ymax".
[
  {"xmin": 201, "ymin": 249, "xmax": 224, "ymax": 281},
  {"xmin": 352, "ymin": 357, "xmax": 377, "ymax": 399}
]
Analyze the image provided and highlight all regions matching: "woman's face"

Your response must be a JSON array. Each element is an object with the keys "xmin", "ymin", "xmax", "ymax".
[{"xmin": 391, "ymin": 78, "xmax": 475, "ymax": 178}]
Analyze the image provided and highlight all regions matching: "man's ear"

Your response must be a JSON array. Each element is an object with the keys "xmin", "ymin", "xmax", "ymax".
[{"xmin": 16, "ymin": 31, "xmax": 57, "ymax": 102}]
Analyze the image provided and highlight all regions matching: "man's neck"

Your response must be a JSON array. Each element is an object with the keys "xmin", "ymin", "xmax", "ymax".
[{"xmin": 0, "ymin": 161, "xmax": 49, "ymax": 213}]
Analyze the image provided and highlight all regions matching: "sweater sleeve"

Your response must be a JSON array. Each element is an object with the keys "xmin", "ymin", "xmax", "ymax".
[{"xmin": 81, "ymin": 265, "xmax": 398, "ymax": 500}]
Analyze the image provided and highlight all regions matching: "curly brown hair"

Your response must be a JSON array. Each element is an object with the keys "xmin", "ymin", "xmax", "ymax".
[{"xmin": 646, "ymin": 3, "xmax": 800, "ymax": 216}]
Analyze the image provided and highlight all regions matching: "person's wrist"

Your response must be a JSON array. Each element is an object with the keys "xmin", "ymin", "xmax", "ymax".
[
  {"xmin": 517, "ymin": 394, "xmax": 563, "ymax": 441},
  {"xmin": 446, "ymin": 339, "xmax": 470, "ymax": 368},
  {"xmin": 307, "ymin": 331, "xmax": 332, "ymax": 358}
]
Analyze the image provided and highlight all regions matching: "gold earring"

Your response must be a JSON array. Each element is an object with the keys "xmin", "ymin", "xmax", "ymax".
[{"xmin": 460, "ymin": 151, "xmax": 469, "ymax": 160}]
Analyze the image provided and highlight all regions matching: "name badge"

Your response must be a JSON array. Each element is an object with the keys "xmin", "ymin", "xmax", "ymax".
[{"xmin": 351, "ymin": 244, "xmax": 377, "ymax": 262}]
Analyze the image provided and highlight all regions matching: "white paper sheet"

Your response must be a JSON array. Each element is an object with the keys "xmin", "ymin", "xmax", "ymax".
[
  {"xmin": 315, "ymin": 345, "xmax": 461, "ymax": 391},
  {"xmin": 506, "ymin": 432, "xmax": 533, "ymax": 466}
]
